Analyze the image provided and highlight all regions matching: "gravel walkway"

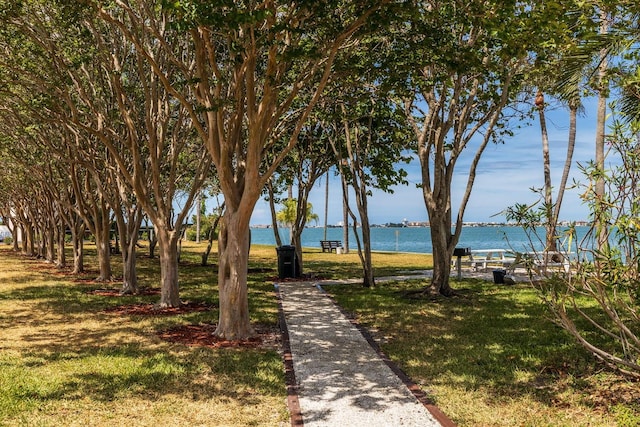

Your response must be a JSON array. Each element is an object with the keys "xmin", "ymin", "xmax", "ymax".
[{"xmin": 276, "ymin": 280, "xmax": 454, "ymax": 427}]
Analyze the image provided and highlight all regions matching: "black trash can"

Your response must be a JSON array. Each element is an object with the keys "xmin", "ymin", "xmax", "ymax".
[
  {"xmin": 276, "ymin": 245, "xmax": 300, "ymax": 279},
  {"xmin": 492, "ymin": 269, "xmax": 506, "ymax": 284}
]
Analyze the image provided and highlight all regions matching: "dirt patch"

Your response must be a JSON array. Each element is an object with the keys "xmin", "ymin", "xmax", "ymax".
[
  {"xmin": 103, "ymin": 301, "xmax": 212, "ymax": 316},
  {"xmin": 157, "ymin": 323, "xmax": 281, "ymax": 350}
]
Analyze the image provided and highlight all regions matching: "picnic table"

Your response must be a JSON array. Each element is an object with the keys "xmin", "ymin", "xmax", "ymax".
[{"xmin": 452, "ymin": 248, "xmax": 515, "ymax": 272}]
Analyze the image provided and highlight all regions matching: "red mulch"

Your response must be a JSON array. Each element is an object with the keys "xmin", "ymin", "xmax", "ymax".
[
  {"xmin": 157, "ymin": 323, "xmax": 281, "ymax": 350},
  {"xmin": 88, "ymin": 288, "xmax": 161, "ymax": 296},
  {"xmin": 103, "ymin": 301, "xmax": 212, "ymax": 316}
]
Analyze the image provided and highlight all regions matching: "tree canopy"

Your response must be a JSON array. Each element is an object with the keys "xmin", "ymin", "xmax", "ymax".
[{"xmin": 0, "ymin": 0, "xmax": 639, "ymax": 343}]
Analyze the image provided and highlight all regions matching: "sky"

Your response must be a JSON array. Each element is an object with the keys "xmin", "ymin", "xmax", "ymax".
[{"xmin": 249, "ymin": 98, "xmax": 607, "ymax": 226}]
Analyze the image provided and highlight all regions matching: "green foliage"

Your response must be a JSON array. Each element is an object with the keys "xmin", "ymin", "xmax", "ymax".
[
  {"xmin": 275, "ymin": 198, "xmax": 318, "ymax": 227},
  {"xmin": 185, "ymin": 214, "xmax": 219, "ymax": 241},
  {"xmin": 506, "ymin": 117, "xmax": 640, "ymax": 378}
]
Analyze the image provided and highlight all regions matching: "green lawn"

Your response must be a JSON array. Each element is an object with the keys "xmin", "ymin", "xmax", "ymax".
[
  {"xmin": 0, "ymin": 243, "xmax": 287, "ymax": 427},
  {"xmin": 0, "ymin": 242, "xmax": 638, "ymax": 426},
  {"xmin": 323, "ymin": 277, "xmax": 640, "ymax": 426}
]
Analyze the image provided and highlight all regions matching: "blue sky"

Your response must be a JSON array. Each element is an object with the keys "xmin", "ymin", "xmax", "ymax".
[{"xmin": 250, "ymin": 98, "xmax": 607, "ymax": 226}]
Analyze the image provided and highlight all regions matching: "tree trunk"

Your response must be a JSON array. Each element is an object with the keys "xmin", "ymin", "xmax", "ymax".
[
  {"xmin": 56, "ymin": 223, "xmax": 66, "ymax": 268},
  {"xmin": 324, "ymin": 172, "xmax": 329, "ymax": 241},
  {"xmin": 149, "ymin": 235, "xmax": 157, "ymax": 259},
  {"xmin": 267, "ymin": 182, "xmax": 283, "ymax": 248},
  {"xmin": 201, "ymin": 211, "xmax": 222, "ymax": 266},
  {"xmin": 357, "ymin": 211, "xmax": 375, "ymax": 288},
  {"xmin": 37, "ymin": 223, "xmax": 44, "ymax": 259},
  {"xmin": 536, "ymin": 91, "xmax": 557, "ymax": 253},
  {"xmin": 201, "ymin": 227, "xmax": 215, "ymax": 266},
  {"xmin": 21, "ymin": 226, "xmax": 27, "ymax": 254},
  {"xmin": 347, "ymin": 206, "xmax": 375, "ymax": 288},
  {"xmin": 155, "ymin": 226, "xmax": 181, "ymax": 308},
  {"xmin": 45, "ymin": 225, "xmax": 55, "ymax": 263},
  {"xmin": 553, "ymin": 103, "xmax": 578, "ymax": 224},
  {"xmin": 291, "ymin": 232, "xmax": 303, "ymax": 276},
  {"xmin": 215, "ymin": 212, "xmax": 254, "ymax": 340},
  {"xmin": 11, "ymin": 226, "xmax": 19, "ymax": 252},
  {"xmin": 341, "ymin": 173, "xmax": 350, "ymax": 254},
  {"xmin": 291, "ymin": 195, "xmax": 310, "ymax": 276},
  {"xmin": 118, "ymin": 207, "xmax": 143, "ymax": 295},
  {"xmin": 595, "ymin": 11, "xmax": 609, "ymax": 252},
  {"xmin": 428, "ymin": 214, "xmax": 455, "ymax": 296},
  {"xmin": 25, "ymin": 222, "xmax": 35, "ymax": 257},
  {"xmin": 72, "ymin": 223, "xmax": 85, "ymax": 274},
  {"xmin": 94, "ymin": 214, "xmax": 112, "ymax": 281},
  {"xmin": 121, "ymin": 238, "xmax": 139, "ymax": 295},
  {"xmin": 196, "ymin": 192, "xmax": 201, "ymax": 244}
]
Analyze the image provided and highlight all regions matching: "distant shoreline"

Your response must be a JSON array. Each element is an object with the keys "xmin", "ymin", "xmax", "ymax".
[
  {"xmin": 248, "ymin": 224, "xmax": 591, "ymax": 254},
  {"xmin": 250, "ymin": 221, "xmax": 590, "ymax": 229}
]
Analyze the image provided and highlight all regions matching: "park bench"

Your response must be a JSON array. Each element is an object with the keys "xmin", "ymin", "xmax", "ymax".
[{"xmin": 320, "ymin": 240, "xmax": 343, "ymax": 253}]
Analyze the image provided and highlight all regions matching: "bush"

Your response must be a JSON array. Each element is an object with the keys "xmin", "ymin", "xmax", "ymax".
[{"xmin": 506, "ymin": 121, "xmax": 640, "ymax": 378}]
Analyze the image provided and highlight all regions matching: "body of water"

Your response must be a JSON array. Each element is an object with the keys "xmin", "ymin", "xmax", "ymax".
[{"xmin": 250, "ymin": 225, "xmax": 589, "ymax": 254}]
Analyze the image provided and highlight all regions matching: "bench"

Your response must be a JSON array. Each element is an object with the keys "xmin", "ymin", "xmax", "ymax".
[{"xmin": 320, "ymin": 240, "xmax": 342, "ymax": 253}]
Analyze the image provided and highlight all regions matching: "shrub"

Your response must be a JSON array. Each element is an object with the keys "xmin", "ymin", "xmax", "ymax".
[{"xmin": 506, "ymin": 120, "xmax": 640, "ymax": 378}]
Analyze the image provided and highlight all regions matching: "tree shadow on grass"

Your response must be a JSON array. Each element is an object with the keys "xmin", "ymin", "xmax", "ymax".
[
  {"xmin": 10, "ymin": 345, "xmax": 284, "ymax": 406},
  {"xmin": 325, "ymin": 278, "xmax": 615, "ymax": 412},
  {"xmin": 6, "ymin": 311, "xmax": 285, "ymax": 410}
]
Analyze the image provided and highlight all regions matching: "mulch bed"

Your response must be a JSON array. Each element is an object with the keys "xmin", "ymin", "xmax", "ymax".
[
  {"xmin": 88, "ymin": 288, "xmax": 161, "ymax": 296},
  {"xmin": 102, "ymin": 299, "xmax": 280, "ymax": 350},
  {"xmin": 103, "ymin": 301, "xmax": 212, "ymax": 316},
  {"xmin": 157, "ymin": 323, "xmax": 281, "ymax": 350},
  {"xmin": 73, "ymin": 276, "xmax": 112, "ymax": 285}
]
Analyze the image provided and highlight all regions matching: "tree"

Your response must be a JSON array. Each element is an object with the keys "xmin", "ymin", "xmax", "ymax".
[
  {"xmin": 323, "ymin": 84, "xmax": 410, "ymax": 288},
  {"xmin": 383, "ymin": 0, "xmax": 538, "ymax": 295},
  {"xmin": 200, "ymin": 201, "xmax": 224, "ymax": 267},
  {"xmin": 276, "ymin": 198, "xmax": 320, "ymax": 259},
  {"xmin": 269, "ymin": 116, "xmax": 333, "ymax": 270},
  {"xmin": 1, "ymin": 1, "xmax": 215, "ymax": 300},
  {"xmin": 536, "ymin": 91, "xmax": 580, "ymax": 256},
  {"xmin": 557, "ymin": 1, "xmax": 640, "ymax": 251},
  {"xmin": 97, "ymin": 0, "xmax": 389, "ymax": 338}
]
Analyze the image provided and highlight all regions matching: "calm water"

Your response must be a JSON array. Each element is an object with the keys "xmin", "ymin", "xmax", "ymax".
[{"xmin": 250, "ymin": 225, "xmax": 589, "ymax": 254}]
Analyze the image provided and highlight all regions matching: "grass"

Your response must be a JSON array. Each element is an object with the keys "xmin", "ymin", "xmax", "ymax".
[
  {"xmin": 323, "ymin": 277, "xmax": 640, "ymax": 426},
  {"xmin": 1, "ymin": 242, "xmax": 638, "ymax": 426},
  {"xmin": 0, "ymin": 243, "xmax": 287, "ymax": 427}
]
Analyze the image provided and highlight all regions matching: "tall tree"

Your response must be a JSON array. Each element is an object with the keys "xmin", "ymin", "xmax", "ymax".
[
  {"xmin": 97, "ymin": 0, "xmax": 388, "ymax": 338},
  {"xmin": 383, "ymin": 1, "xmax": 539, "ymax": 295},
  {"xmin": 270, "ymin": 117, "xmax": 334, "ymax": 270},
  {"xmin": 324, "ymin": 88, "xmax": 409, "ymax": 288},
  {"xmin": 558, "ymin": 1, "xmax": 640, "ymax": 249}
]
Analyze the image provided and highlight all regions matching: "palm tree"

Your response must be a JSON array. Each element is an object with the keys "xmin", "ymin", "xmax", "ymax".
[
  {"xmin": 276, "ymin": 198, "xmax": 319, "ymax": 274},
  {"xmin": 556, "ymin": 3, "xmax": 640, "ymax": 250}
]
